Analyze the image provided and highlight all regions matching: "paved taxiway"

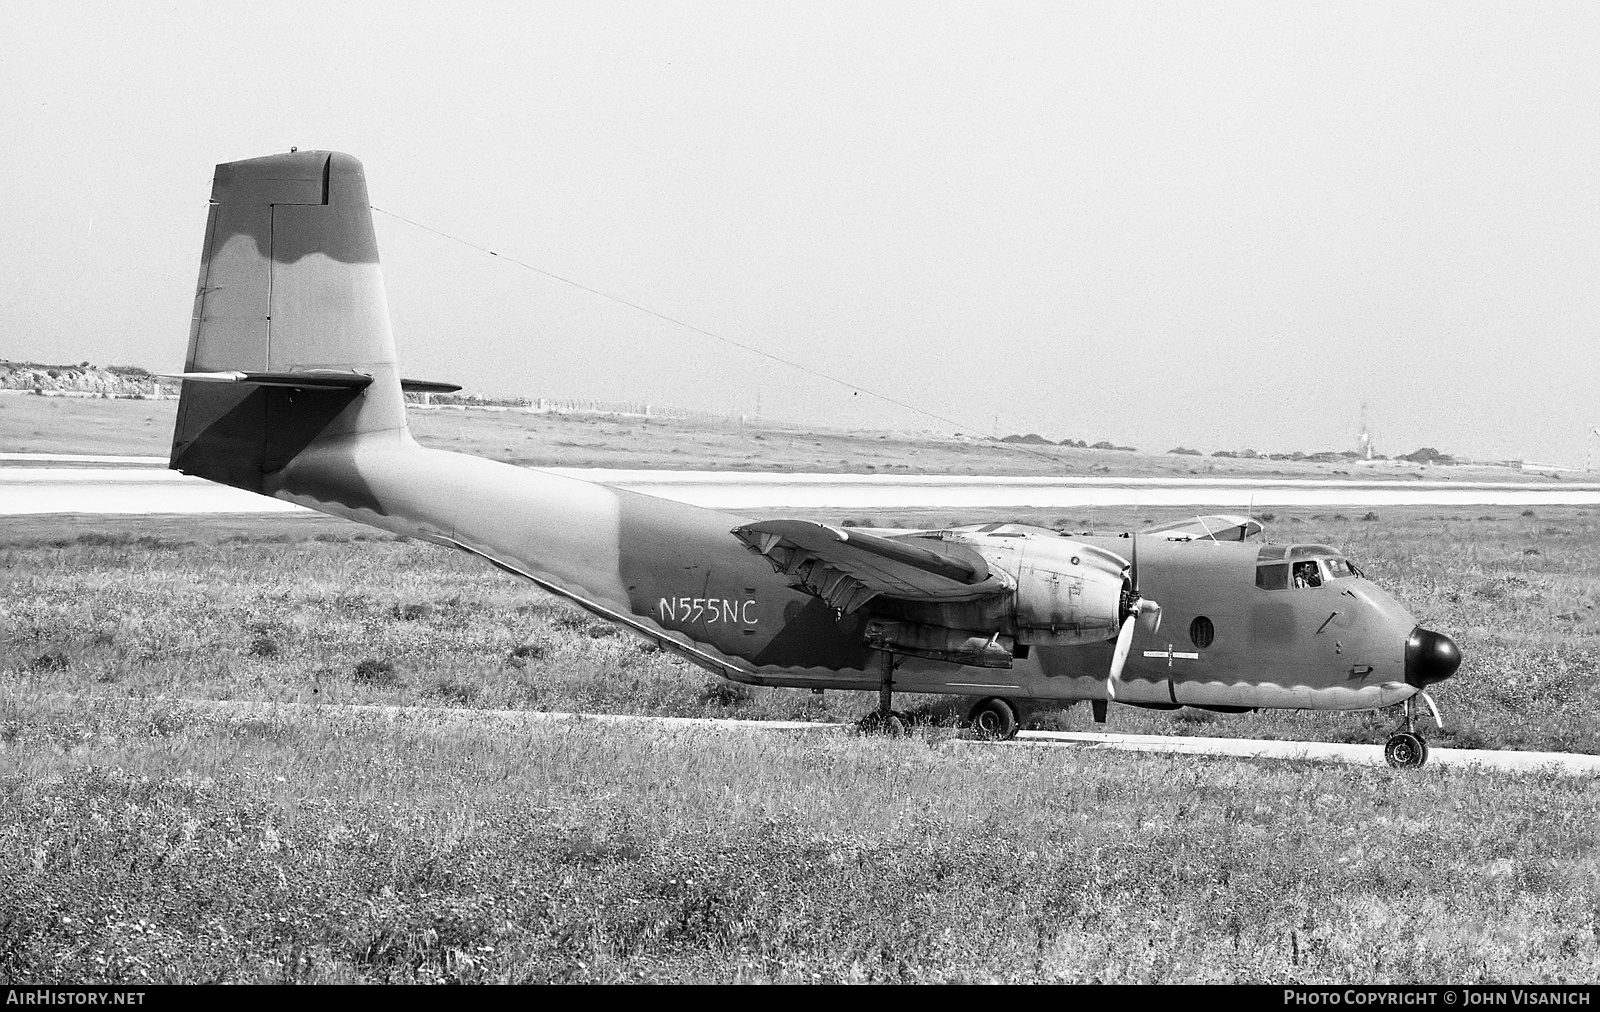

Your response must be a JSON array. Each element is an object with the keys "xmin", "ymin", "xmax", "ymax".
[
  {"xmin": 5, "ymin": 455, "xmax": 1599, "ymax": 513},
  {"xmin": 159, "ymin": 699, "xmax": 1600, "ymax": 776}
]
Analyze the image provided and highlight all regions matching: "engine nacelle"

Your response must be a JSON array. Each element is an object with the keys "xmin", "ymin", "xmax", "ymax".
[
  {"xmin": 852, "ymin": 528, "xmax": 1131, "ymax": 665},
  {"xmin": 974, "ymin": 536, "xmax": 1127, "ymax": 646}
]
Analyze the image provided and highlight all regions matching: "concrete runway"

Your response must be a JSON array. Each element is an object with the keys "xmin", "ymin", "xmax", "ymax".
[
  {"xmin": 1, "ymin": 465, "xmax": 306, "ymax": 514},
  {"xmin": 547, "ymin": 467, "xmax": 1600, "ymax": 510},
  {"xmin": 1015, "ymin": 729, "xmax": 1600, "ymax": 776},
  {"xmin": 5, "ymin": 455, "xmax": 1599, "ymax": 513},
  {"xmin": 0, "ymin": 452, "xmax": 169, "ymax": 465},
  {"xmin": 157, "ymin": 698, "xmax": 1600, "ymax": 776}
]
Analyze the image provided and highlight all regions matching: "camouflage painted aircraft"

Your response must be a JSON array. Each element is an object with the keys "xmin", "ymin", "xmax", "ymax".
[{"xmin": 167, "ymin": 150, "xmax": 1462, "ymax": 767}]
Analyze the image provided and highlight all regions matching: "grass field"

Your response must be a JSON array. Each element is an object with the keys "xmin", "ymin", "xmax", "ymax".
[
  {"xmin": 2, "ymin": 507, "xmax": 1597, "ymax": 982},
  {"xmin": 3, "ymin": 692, "xmax": 1597, "ymax": 983}
]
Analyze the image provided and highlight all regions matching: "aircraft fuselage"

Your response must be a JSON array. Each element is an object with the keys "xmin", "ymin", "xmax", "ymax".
[{"xmin": 271, "ymin": 435, "xmax": 1432, "ymax": 712}]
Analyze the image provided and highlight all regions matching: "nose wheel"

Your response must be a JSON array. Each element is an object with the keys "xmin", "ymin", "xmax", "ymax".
[
  {"xmin": 1384, "ymin": 692, "xmax": 1444, "ymax": 769},
  {"xmin": 1384, "ymin": 731, "xmax": 1429, "ymax": 769}
]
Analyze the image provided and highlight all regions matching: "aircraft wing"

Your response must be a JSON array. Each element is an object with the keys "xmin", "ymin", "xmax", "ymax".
[
  {"xmin": 732, "ymin": 520, "xmax": 1009, "ymax": 613},
  {"xmin": 1145, "ymin": 514, "xmax": 1264, "ymax": 541}
]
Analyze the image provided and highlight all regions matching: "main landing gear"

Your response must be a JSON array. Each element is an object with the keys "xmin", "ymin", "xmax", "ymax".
[
  {"xmin": 853, "ymin": 653, "xmax": 1024, "ymax": 741},
  {"xmin": 857, "ymin": 710, "xmax": 910, "ymax": 736},
  {"xmin": 965, "ymin": 697, "xmax": 1019, "ymax": 740},
  {"xmin": 854, "ymin": 652, "xmax": 1025, "ymax": 741},
  {"xmin": 856, "ymin": 651, "xmax": 912, "ymax": 737},
  {"xmin": 1384, "ymin": 691, "xmax": 1445, "ymax": 769}
]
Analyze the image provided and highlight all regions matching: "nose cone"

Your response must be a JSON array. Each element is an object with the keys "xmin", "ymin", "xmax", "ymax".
[{"xmin": 1405, "ymin": 627, "xmax": 1462, "ymax": 687}]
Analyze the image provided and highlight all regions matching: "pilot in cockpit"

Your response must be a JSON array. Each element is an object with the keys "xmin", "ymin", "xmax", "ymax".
[{"xmin": 1292, "ymin": 561, "xmax": 1322, "ymax": 589}]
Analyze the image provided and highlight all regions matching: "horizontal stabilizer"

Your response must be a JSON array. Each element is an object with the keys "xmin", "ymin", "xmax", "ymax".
[
  {"xmin": 167, "ymin": 371, "xmax": 459, "ymax": 394},
  {"xmin": 162, "ymin": 369, "xmax": 373, "ymax": 390},
  {"xmin": 400, "ymin": 378, "xmax": 463, "ymax": 394},
  {"xmin": 732, "ymin": 519, "xmax": 1006, "ymax": 613}
]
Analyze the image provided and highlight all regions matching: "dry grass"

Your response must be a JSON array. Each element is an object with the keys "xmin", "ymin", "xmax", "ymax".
[{"xmin": 1, "ymin": 694, "xmax": 1596, "ymax": 983}]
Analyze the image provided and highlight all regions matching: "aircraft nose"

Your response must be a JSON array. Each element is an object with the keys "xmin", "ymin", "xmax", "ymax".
[{"xmin": 1405, "ymin": 627, "xmax": 1462, "ymax": 687}]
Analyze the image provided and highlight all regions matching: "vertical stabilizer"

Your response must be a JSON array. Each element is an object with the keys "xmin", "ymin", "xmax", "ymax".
[{"xmin": 171, "ymin": 151, "xmax": 407, "ymax": 490}]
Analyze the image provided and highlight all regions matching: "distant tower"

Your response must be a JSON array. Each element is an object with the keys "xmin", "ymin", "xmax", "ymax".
[{"xmin": 1357, "ymin": 401, "xmax": 1373, "ymax": 460}]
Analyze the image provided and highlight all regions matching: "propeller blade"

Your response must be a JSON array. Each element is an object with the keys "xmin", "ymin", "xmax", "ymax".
[
  {"xmin": 1130, "ymin": 532, "xmax": 1139, "ymax": 594},
  {"xmin": 1106, "ymin": 614, "xmax": 1137, "ymax": 700}
]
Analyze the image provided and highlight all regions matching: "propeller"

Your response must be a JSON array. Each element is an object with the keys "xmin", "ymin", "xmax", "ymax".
[{"xmin": 1106, "ymin": 533, "xmax": 1161, "ymax": 701}]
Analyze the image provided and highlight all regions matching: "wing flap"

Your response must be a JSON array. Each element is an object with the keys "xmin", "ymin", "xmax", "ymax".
[{"xmin": 1145, "ymin": 514, "xmax": 1264, "ymax": 541}]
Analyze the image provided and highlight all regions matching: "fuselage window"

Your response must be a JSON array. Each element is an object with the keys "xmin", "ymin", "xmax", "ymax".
[
  {"xmin": 1190, "ymin": 616, "xmax": 1215, "ymax": 649},
  {"xmin": 1255, "ymin": 563, "xmax": 1289, "ymax": 590},
  {"xmin": 1292, "ymin": 561, "xmax": 1323, "ymax": 589}
]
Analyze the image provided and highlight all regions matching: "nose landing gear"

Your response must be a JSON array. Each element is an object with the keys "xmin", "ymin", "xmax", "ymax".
[
  {"xmin": 1385, "ymin": 691, "xmax": 1444, "ymax": 769},
  {"xmin": 1384, "ymin": 730, "xmax": 1428, "ymax": 769}
]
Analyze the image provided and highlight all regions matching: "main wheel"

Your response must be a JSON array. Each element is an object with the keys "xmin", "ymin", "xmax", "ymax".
[
  {"xmin": 858, "ymin": 711, "xmax": 909, "ymax": 737},
  {"xmin": 966, "ymin": 698, "xmax": 1019, "ymax": 741},
  {"xmin": 1384, "ymin": 731, "xmax": 1428, "ymax": 769}
]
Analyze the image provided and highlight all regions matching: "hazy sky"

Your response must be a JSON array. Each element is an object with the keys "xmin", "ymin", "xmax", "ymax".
[{"xmin": 3, "ymin": 2, "xmax": 1597, "ymax": 463}]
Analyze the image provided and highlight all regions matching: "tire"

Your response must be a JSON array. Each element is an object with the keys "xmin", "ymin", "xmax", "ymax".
[
  {"xmin": 1384, "ymin": 731, "xmax": 1428, "ymax": 769},
  {"xmin": 967, "ymin": 698, "xmax": 1018, "ymax": 741},
  {"xmin": 858, "ymin": 711, "xmax": 909, "ymax": 737}
]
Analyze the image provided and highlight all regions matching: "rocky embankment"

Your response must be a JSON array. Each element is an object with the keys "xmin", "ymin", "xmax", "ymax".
[{"xmin": 0, "ymin": 361, "xmax": 177, "ymax": 398}]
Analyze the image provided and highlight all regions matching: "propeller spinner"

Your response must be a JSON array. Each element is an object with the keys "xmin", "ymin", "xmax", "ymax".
[{"xmin": 1106, "ymin": 534, "xmax": 1161, "ymax": 700}]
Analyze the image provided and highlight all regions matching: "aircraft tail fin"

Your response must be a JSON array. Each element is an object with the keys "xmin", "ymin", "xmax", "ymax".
[{"xmin": 170, "ymin": 150, "xmax": 408, "ymax": 490}]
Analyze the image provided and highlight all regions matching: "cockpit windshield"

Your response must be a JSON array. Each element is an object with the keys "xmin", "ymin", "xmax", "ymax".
[
  {"xmin": 1323, "ymin": 556, "xmax": 1363, "ymax": 579},
  {"xmin": 1256, "ymin": 547, "xmax": 1363, "ymax": 590}
]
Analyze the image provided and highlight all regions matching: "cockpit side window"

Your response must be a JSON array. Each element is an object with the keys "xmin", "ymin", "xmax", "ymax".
[
  {"xmin": 1256, "ymin": 562, "xmax": 1290, "ymax": 590},
  {"xmin": 1292, "ymin": 561, "xmax": 1323, "ymax": 588}
]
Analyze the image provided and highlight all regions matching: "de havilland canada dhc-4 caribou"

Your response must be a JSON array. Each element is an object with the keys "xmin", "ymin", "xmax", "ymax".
[{"xmin": 165, "ymin": 151, "xmax": 1463, "ymax": 767}]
